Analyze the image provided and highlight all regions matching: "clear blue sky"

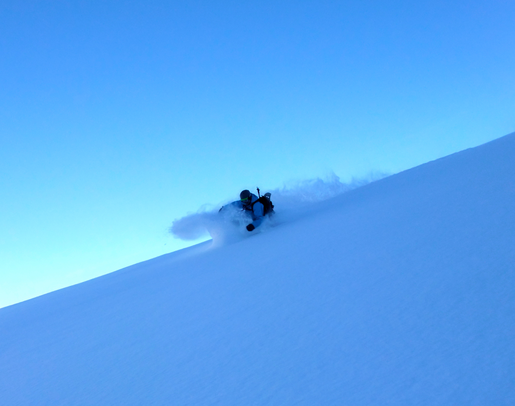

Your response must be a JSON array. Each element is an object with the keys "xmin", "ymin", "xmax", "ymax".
[{"xmin": 1, "ymin": 0, "xmax": 514, "ymax": 308}]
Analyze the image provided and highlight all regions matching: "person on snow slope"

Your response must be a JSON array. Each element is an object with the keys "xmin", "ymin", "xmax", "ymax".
[{"xmin": 219, "ymin": 189, "xmax": 273, "ymax": 232}]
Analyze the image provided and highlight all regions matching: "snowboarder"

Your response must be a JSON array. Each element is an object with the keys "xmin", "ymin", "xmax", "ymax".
[{"xmin": 219, "ymin": 189, "xmax": 274, "ymax": 232}]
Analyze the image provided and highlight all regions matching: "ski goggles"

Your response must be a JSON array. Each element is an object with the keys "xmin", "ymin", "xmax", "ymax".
[{"xmin": 241, "ymin": 197, "xmax": 250, "ymax": 202}]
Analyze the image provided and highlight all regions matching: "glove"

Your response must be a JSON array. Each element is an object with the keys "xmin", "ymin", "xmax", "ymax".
[{"xmin": 246, "ymin": 224, "xmax": 255, "ymax": 232}]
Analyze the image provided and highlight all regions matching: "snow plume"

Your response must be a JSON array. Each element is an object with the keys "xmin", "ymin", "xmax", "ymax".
[
  {"xmin": 271, "ymin": 172, "xmax": 378, "ymax": 206},
  {"xmin": 169, "ymin": 210, "xmax": 218, "ymax": 241},
  {"xmin": 170, "ymin": 172, "xmax": 386, "ymax": 244},
  {"xmin": 264, "ymin": 172, "xmax": 386, "ymax": 223}
]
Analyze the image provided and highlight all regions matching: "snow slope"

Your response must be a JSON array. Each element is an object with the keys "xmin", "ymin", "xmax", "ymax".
[{"xmin": 1, "ymin": 133, "xmax": 515, "ymax": 405}]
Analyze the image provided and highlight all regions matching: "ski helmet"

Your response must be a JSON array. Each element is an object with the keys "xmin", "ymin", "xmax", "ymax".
[{"xmin": 240, "ymin": 189, "xmax": 252, "ymax": 202}]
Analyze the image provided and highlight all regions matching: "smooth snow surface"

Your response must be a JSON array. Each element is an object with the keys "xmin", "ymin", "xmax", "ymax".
[{"xmin": 1, "ymin": 133, "xmax": 515, "ymax": 405}]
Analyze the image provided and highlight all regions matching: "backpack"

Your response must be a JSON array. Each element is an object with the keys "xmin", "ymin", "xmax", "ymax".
[{"xmin": 251, "ymin": 192, "xmax": 274, "ymax": 215}]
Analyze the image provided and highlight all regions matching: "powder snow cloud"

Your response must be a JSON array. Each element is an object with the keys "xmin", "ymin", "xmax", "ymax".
[{"xmin": 169, "ymin": 172, "xmax": 386, "ymax": 243}]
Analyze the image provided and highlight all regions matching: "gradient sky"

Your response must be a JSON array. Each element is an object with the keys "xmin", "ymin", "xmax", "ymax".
[{"xmin": 1, "ymin": 0, "xmax": 514, "ymax": 308}]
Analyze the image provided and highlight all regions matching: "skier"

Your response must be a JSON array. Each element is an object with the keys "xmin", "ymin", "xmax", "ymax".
[{"xmin": 219, "ymin": 189, "xmax": 274, "ymax": 232}]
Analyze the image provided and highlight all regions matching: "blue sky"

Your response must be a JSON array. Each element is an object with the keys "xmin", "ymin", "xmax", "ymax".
[{"xmin": 1, "ymin": 0, "xmax": 514, "ymax": 308}]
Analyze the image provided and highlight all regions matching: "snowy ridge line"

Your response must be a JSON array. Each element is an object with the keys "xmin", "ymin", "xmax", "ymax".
[{"xmin": 169, "ymin": 172, "xmax": 386, "ymax": 243}]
